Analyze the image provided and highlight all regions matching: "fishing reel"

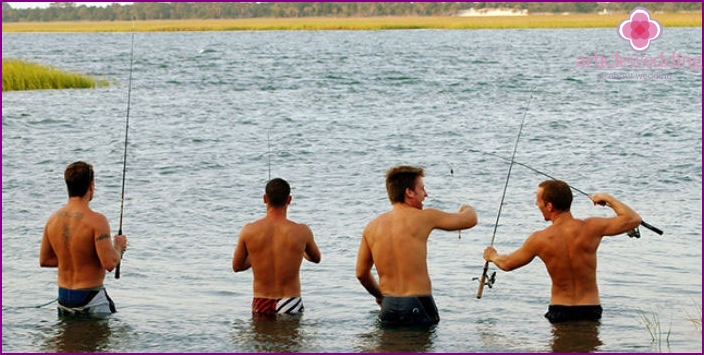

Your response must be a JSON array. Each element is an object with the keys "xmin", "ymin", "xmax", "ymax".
[
  {"xmin": 472, "ymin": 271, "xmax": 497, "ymax": 288},
  {"xmin": 627, "ymin": 226, "xmax": 641, "ymax": 239}
]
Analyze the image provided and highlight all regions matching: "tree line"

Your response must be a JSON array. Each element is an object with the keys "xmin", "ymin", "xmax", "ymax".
[{"xmin": 2, "ymin": 2, "xmax": 701, "ymax": 22}]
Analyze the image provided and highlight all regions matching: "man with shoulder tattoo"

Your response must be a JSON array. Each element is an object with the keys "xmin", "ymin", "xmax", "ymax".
[{"xmin": 40, "ymin": 161, "xmax": 127, "ymax": 317}]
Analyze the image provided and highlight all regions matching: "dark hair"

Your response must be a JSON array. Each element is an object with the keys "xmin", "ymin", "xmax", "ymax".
[
  {"xmin": 539, "ymin": 180, "xmax": 572, "ymax": 212},
  {"xmin": 265, "ymin": 178, "xmax": 291, "ymax": 207},
  {"xmin": 64, "ymin": 161, "xmax": 94, "ymax": 197},
  {"xmin": 385, "ymin": 165, "xmax": 424, "ymax": 203}
]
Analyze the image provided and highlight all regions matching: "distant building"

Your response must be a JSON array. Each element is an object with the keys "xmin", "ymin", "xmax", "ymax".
[{"xmin": 458, "ymin": 8, "xmax": 528, "ymax": 17}]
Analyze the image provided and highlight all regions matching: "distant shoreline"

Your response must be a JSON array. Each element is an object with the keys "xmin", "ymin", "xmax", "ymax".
[{"xmin": 2, "ymin": 13, "xmax": 701, "ymax": 32}]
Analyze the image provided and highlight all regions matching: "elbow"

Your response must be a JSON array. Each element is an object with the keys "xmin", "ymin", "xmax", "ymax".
[
  {"xmin": 631, "ymin": 214, "xmax": 643, "ymax": 229},
  {"xmin": 104, "ymin": 263, "xmax": 117, "ymax": 273},
  {"xmin": 355, "ymin": 269, "xmax": 369, "ymax": 282},
  {"xmin": 310, "ymin": 254, "xmax": 321, "ymax": 264},
  {"xmin": 467, "ymin": 217, "xmax": 478, "ymax": 229},
  {"xmin": 102, "ymin": 255, "xmax": 121, "ymax": 272},
  {"xmin": 39, "ymin": 260, "xmax": 57, "ymax": 268},
  {"xmin": 233, "ymin": 261, "xmax": 250, "ymax": 273}
]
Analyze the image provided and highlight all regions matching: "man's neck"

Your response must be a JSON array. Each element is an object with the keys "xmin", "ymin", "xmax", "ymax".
[{"xmin": 550, "ymin": 211, "xmax": 572, "ymax": 224}]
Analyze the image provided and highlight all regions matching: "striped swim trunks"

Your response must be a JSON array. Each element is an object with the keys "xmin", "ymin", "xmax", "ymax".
[{"xmin": 252, "ymin": 297, "xmax": 304, "ymax": 316}]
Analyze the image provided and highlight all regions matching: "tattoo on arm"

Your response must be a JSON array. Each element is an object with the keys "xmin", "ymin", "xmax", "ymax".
[{"xmin": 95, "ymin": 234, "xmax": 110, "ymax": 242}]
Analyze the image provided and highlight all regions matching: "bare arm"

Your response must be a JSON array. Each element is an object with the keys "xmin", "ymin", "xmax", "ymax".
[
  {"xmin": 302, "ymin": 226, "xmax": 321, "ymax": 263},
  {"xmin": 589, "ymin": 193, "xmax": 642, "ymax": 236},
  {"xmin": 483, "ymin": 234, "xmax": 538, "ymax": 271},
  {"xmin": 232, "ymin": 231, "xmax": 251, "ymax": 272},
  {"xmin": 39, "ymin": 224, "xmax": 58, "ymax": 268},
  {"xmin": 430, "ymin": 204, "xmax": 479, "ymax": 231},
  {"xmin": 94, "ymin": 214, "xmax": 123, "ymax": 272},
  {"xmin": 355, "ymin": 234, "xmax": 383, "ymax": 305}
]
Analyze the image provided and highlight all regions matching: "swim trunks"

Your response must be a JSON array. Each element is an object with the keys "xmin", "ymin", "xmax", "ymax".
[
  {"xmin": 57, "ymin": 287, "xmax": 116, "ymax": 317},
  {"xmin": 379, "ymin": 295, "xmax": 439, "ymax": 327},
  {"xmin": 252, "ymin": 297, "xmax": 304, "ymax": 316},
  {"xmin": 545, "ymin": 305, "xmax": 603, "ymax": 324}
]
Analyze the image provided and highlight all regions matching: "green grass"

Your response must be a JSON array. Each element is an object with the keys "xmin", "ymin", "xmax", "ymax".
[
  {"xmin": 638, "ymin": 308, "xmax": 672, "ymax": 351},
  {"xmin": 2, "ymin": 59, "xmax": 108, "ymax": 92},
  {"xmin": 1, "ymin": 13, "xmax": 701, "ymax": 32}
]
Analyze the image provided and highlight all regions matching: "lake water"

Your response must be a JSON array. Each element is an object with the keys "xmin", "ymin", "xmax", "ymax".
[{"xmin": 2, "ymin": 28, "xmax": 701, "ymax": 353}]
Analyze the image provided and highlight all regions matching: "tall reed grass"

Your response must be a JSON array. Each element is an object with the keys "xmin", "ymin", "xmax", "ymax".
[
  {"xmin": 1, "ymin": 13, "xmax": 701, "ymax": 32},
  {"xmin": 638, "ymin": 308, "xmax": 672, "ymax": 351},
  {"xmin": 2, "ymin": 59, "xmax": 108, "ymax": 92}
]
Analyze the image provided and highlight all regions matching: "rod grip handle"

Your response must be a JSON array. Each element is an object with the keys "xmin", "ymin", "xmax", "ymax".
[
  {"xmin": 641, "ymin": 220, "xmax": 663, "ymax": 235},
  {"xmin": 476, "ymin": 262, "xmax": 490, "ymax": 299},
  {"xmin": 115, "ymin": 228, "xmax": 123, "ymax": 279}
]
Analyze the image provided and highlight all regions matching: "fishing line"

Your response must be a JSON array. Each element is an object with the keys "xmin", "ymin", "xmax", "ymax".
[
  {"xmin": 267, "ymin": 129, "xmax": 272, "ymax": 181},
  {"xmin": 450, "ymin": 165, "xmax": 462, "ymax": 239},
  {"xmin": 465, "ymin": 148, "xmax": 664, "ymax": 236},
  {"xmin": 8, "ymin": 298, "xmax": 58, "ymax": 309},
  {"xmin": 115, "ymin": 20, "xmax": 136, "ymax": 280},
  {"xmin": 477, "ymin": 89, "xmax": 535, "ymax": 299}
]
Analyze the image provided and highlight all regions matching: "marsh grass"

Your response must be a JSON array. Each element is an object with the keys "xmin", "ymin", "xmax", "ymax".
[
  {"xmin": 685, "ymin": 301, "xmax": 702, "ymax": 330},
  {"xmin": 2, "ymin": 59, "xmax": 108, "ymax": 92},
  {"xmin": 1, "ymin": 13, "xmax": 701, "ymax": 32},
  {"xmin": 638, "ymin": 309, "xmax": 672, "ymax": 351}
]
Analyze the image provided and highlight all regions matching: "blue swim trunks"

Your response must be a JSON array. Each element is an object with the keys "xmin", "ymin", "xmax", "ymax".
[{"xmin": 57, "ymin": 287, "xmax": 116, "ymax": 317}]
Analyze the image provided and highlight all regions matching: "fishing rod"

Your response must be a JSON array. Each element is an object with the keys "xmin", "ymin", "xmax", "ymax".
[
  {"xmin": 476, "ymin": 90, "xmax": 535, "ymax": 299},
  {"xmin": 450, "ymin": 165, "xmax": 462, "ymax": 239},
  {"xmin": 115, "ymin": 21, "xmax": 136, "ymax": 279},
  {"xmin": 465, "ymin": 148, "xmax": 664, "ymax": 236}
]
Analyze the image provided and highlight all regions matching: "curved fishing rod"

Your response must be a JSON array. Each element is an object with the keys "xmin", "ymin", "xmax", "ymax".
[
  {"xmin": 476, "ymin": 90, "xmax": 535, "ymax": 299},
  {"xmin": 115, "ymin": 21, "xmax": 136, "ymax": 279},
  {"xmin": 465, "ymin": 148, "xmax": 664, "ymax": 236}
]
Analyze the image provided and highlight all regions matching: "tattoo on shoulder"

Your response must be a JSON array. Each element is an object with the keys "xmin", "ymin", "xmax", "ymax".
[
  {"xmin": 57, "ymin": 211, "xmax": 83, "ymax": 219},
  {"xmin": 95, "ymin": 234, "xmax": 110, "ymax": 242}
]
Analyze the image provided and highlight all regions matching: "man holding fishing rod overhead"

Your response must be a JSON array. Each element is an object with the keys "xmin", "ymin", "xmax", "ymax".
[
  {"xmin": 356, "ymin": 165, "xmax": 478, "ymax": 327},
  {"xmin": 483, "ymin": 179, "xmax": 642, "ymax": 323},
  {"xmin": 40, "ymin": 161, "xmax": 128, "ymax": 317}
]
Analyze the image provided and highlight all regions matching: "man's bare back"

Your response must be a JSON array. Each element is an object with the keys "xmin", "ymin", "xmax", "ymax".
[
  {"xmin": 41, "ymin": 201, "xmax": 124, "ymax": 290},
  {"xmin": 522, "ymin": 216, "xmax": 604, "ymax": 305},
  {"xmin": 234, "ymin": 215, "xmax": 320, "ymax": 298},
  {"xmin": 361, "ymin": 204, "xmax": 475, "ymax": 296}
]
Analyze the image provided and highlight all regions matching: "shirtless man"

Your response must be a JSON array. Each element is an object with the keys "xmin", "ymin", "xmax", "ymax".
[
  {"xmin": 232, "ymin": 178, "xmax": 321, "ymax": 317},
  {"xmin": 483, "ymin": 179, "xmax": 642, "ymax": 323},
  {"xmin": 40, "ymin": 161, "xmax": 127, "ymax": 317},
  {"xmin": 356, "ymin": 165, "xmax": 478, "ymax": 327}
]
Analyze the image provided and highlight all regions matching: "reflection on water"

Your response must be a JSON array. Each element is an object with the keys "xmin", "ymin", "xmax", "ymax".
[
  {"xmin": 233, "ymin": 314, "xmax": 304, "ymax": 352},
  {"xmin": 550, "ymin": 321, "xmax": 603, "ymax": 353},
  {"xmin": 41, "ymin": 316, "xmax": 112, "ymax": 353},
  {"xmin": 355, "ymin": 324, "xmax": 436, "ymax": 353}
]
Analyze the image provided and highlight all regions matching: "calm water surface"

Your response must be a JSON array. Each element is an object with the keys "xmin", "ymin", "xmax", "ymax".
[{"xmin": 2, "ymin": 29, "xmax": 702, "ymax": 352}]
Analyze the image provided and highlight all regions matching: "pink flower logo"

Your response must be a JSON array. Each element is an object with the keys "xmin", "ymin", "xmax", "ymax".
[{"xmin": 618, "ymin": 7, "xmax": 662, "ymax": 52}]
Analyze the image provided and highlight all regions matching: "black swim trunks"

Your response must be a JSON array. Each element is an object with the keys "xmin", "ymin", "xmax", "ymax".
[
  {"xmin": 379, "ymin": 295, "xmax": 439, "ymax": 327},
  {"xmin": 545, "ymin": 305, "xmax": 603, "ymax": 324}
]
